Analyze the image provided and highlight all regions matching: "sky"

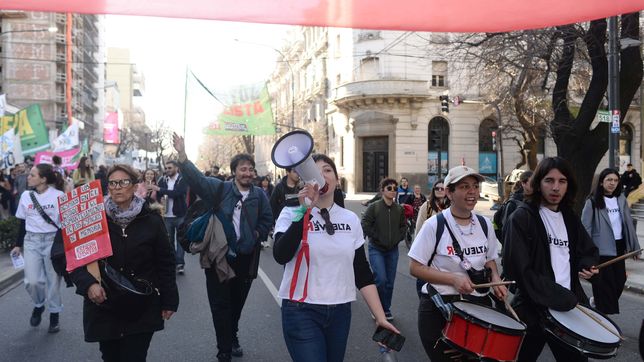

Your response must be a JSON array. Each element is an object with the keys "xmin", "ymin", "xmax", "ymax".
[{"xmin": 104, "ymin": 15, "xmax": 291, "ymax": 159}]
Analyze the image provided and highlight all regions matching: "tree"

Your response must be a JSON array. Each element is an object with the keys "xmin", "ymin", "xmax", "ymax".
[{"xmin": 552, "ymin": 13, "xmax": 642, "ymax": 210}]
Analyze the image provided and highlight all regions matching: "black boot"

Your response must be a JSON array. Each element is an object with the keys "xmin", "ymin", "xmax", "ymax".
[
  {"xmin": 231, "ymin": 337, "xmax": 243, "ymax": 357},
  {"xmin": 48, "ymin": 313, "xmax": 60, "ymax": 333},
  {"xmin": 30, "ymin": 306, "xmax": 45, "ymax": 327},
  {"xmin": 216, "ymin": 352, "xmax": 232, "ymax": 362}
]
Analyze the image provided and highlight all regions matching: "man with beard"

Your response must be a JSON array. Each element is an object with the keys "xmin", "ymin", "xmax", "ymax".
[
  {"xmin": 172, "ymin": 134, "xmax": 272, "ymax": 362},
  {"xmin": 503, "ymin": 157, "xmax": 599, "ymax": 361}
]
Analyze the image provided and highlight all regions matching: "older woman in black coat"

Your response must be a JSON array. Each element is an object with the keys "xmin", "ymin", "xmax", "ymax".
[{"xmin": 70, "ymin": 164, "xmax": 179, "ymax": 362}]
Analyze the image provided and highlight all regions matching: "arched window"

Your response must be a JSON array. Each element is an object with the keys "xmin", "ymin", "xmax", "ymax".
[
  {"xmin": 620, "ymin": 123, "xmax": 633, "ymax": 157},
  {"xmin": 428, "ymin": 117, "xmax": 450, "ymax": 185},
  {"xmin": 478, "ymin": 119, "xmax": 498, "ymax": 178}
]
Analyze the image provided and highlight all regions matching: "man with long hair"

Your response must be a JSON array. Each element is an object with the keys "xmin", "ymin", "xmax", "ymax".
[{"xmin": 503, "ymin": 157, "xmax": 599, "ymax": 361}]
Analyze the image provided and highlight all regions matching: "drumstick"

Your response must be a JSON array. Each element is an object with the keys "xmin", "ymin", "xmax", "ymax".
[
  {"xmin": 574, "ymin": 305, "xmax": 624, "ymax": 341},
  {"xmin": 504, "ymin": 299, "xmax": 521, "ymax": 322},
  {"xmin": 596, "ymin": 249, "xmax": 643, "ymax": 270},
  {"xmin": 472, "ymin": 280, "xmax": 515, "ymax": 289}
]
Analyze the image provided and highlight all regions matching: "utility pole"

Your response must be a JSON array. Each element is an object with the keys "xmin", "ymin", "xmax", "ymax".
[{"xmin": 607, "ymin": 16, "xmax": 620, "ymax": 170}]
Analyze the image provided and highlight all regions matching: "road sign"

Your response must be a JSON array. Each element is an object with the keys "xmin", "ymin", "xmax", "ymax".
[
  {"xmin": 611, "ymin": 110, "xmax": 620, "ymax": 134},
  {"xmin": 598, "ymin": 110, "xmax": 610, "ymax": 123}
]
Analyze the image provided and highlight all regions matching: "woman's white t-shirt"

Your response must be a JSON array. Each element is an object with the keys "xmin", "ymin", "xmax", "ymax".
[
  {"xmin": 408, "ymin": 208, "xmax": 499, "ymax": 297},
  {"xmin": 539, "ymin": 206, "xmax": 571, "ymax": 290},
  {"xmin": 274, "ymin": 204, "xmax": 364, "ymax": 304},
  {"xmin": 16, "ymin": 187, "xmax": 64, "ymax": 233},
  {"xmin": 604, "ymin": 196, "xmax": 623, "ymax": 240}
]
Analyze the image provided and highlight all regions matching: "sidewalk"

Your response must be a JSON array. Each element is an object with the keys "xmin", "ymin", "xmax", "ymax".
[{"xmin": 0, "ymin": 251, "xmax": 23, "ymax": 297}]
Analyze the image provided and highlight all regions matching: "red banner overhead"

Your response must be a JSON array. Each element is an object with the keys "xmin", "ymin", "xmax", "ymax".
[{"xmin": 2, "ymin": 0, "xmax": 643, "ymax": 32}]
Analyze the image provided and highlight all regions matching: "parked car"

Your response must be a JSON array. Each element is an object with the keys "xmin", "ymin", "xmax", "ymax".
[{"xmin": 480, "ymin": 176, "xmax": 500, "ymax": 202}]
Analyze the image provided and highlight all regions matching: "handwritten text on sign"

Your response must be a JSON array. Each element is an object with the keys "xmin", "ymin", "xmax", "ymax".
[{"xmin": 58, "ymin": 180, "xmax": 112, "ymax": 271}]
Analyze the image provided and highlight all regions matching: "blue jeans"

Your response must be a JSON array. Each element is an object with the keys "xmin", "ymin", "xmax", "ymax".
[
  {"xmin": 164, "ymin": 216, "xmax": 185, "ymax": 266},
  {"xmin": 23, "ymin": 231, "xmax": 62, "ymax": 313},
  {"xmin": 281, "ymin": 300, "xmax": 352, "ymax": 362},
  {"xmin": 368, "ymin": 244, "xmax": 399, "ymax": 313}
]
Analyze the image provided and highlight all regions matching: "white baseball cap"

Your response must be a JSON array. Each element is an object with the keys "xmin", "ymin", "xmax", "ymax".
[{"xmin": 444, "ymin": 166, "xmax": 484, "ymax": 186}]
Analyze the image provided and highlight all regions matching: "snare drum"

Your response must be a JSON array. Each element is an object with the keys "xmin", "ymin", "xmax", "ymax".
[
  {"xmin": 442, "ymin": 301, "xmax": 526, "ymax": 361},
  {"xmin": 545, "ymin": 305, "xmax": 621, "ymax": 359}
]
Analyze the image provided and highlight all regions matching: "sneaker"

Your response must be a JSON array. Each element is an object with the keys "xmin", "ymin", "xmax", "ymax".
[
  {"xmin": 48, "ymin": 313, "xmax": 60, "ymax": 333},
  {"xmin": 30, "ymin": 306, "xmax": 45, "ymax": 327},
  {"xmin": 216, "ymin": 352, "xmax": 232, "ymax": 362},
  {"xmin": 385, "ymin": 311, "xmax": 394, "ymax": 321},
  {"xmin": 232, "ymin": 339, "xmax": 243, "ymax": 357},
  {"xmin": 177, "ymin": 265, "xmax": 185, "ymax": 274}
]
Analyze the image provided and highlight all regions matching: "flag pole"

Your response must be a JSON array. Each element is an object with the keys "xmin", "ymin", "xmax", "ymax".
[{"xmin": 182, "ymin": 66, "xmax": 188, "ymax": 137}]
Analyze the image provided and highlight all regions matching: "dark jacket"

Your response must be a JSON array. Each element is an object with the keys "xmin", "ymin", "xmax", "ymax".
[
  {"xmin": 157, "ymin": 173, "xmax": 188, "ymax": 217},
  {"xmin": 269, "ymin": 175, "xmax": 300, "ymax": 223},
  {"xmin": 361, "ymin": 199, "xmax": 407, "ymax": 251},
  {"xmin": 179, "ymin": 160, "xmax": 273, "ymax": 257},
  {"xmin": 503, "ymin": 203, "xmax": 598, "ymax": 312},
  {"xmin": 69, "ymin": 203, "xmax": 179, "ymax": 342}
]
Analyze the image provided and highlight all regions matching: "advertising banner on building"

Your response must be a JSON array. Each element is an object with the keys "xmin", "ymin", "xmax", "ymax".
[
  {"xmin": 104, "ymin": 112, "xmax": 120, "ymax": 144},
  {"xmin": 35, "ymin": 148, "xmax": 81, "ymax": 170},
  {"xmin": 58, "ymin": 180, "xmax": 112, "ymax": 272}
]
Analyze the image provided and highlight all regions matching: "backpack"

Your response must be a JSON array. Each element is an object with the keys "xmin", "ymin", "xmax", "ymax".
[
  {"xmin": 178, "ymin": 198, "xmax": 211, "ymax": 253},
  {"xmin": 492, "ymin": 198, "xmax": 518, "ymax": 243}
]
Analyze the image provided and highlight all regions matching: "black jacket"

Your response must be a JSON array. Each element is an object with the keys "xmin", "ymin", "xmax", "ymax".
[
  {"xmin": 269, "ymin": 176, "xmax": 300, "ymax": 223},
  {"xmin": 69, "ymin": 203, "xmax": 179, "ymax": 342},
  {"xmin": 157, "ymin": 174, "xmax": 188, "ymax": 217},
  {"xmin": 502, "ymin": 203, "xmax": 598, "ymax": 312}
]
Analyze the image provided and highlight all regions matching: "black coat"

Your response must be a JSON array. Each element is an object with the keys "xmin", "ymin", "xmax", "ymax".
[
  {"xmin": 502, "ymin": 203, "xmax": 598, "ymax": 312},
  {"xmin": 70, "ymin": 203, "xmax": 179, "ymax": 342}
]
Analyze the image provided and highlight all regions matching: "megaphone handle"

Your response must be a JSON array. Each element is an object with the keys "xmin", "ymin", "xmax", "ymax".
[{"xmin": 304, "ymin": 197, "xmax": 313, "ymax": 207}]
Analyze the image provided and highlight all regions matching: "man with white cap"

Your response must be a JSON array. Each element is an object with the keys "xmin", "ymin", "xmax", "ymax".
[{"xmin": 409, "ymin": 165, "xmax": 507, "ymax": 361}]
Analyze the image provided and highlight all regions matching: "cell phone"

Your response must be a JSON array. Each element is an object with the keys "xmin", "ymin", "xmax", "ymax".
[{"xmin": 372, "ymin": 326, "xmax": 405, "ymax": 352}]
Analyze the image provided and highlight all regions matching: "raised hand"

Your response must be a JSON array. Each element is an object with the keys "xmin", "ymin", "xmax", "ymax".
[{"xmin": 172, "ymin": 133, "xmax": 187, "ymax": 162}]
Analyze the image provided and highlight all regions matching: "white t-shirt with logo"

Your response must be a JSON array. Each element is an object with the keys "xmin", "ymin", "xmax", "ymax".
[
  {"xmin": 539, "ymin": 206, "xmax": 571, "ymax": 290},
  {"xmin": 604, "ymin": 197, "xmax": 623, "ymax": 240},
  {"xmin": 16, "ymin": 187, "xmax": 64, "ymax": 233},
  {"xmin": 408, "ymin": 208, "xmax": 498, "ymax": 297},
  {"xmin": 232, "ymin": 190, "xmax": 250, "ymax": 240},
  {"xmin": 275, "ymin": 204, "xmax": 365, "ymax": 304}
]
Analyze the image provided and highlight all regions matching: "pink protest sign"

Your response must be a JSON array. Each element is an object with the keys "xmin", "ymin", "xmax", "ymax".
[
  {"xmin": 35, "ymin": 148, "xmax": 81, "ymax": 170},
  {"xmin": 58, "ymin": 180, "xmax": 112, "ymax": 271}
]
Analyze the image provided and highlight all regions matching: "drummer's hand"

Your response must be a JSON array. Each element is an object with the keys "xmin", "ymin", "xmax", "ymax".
[
  {"xmin": 452, "ymin": 274, "xmax": 474, "ymax": 294},
  {"xmin": 88, "ymin": 283, "xmax": 107, "ymax": 304},
  {"xmin": 298, "ymin": 183, "xmax": 319, "ymax": 207},
  {"xmin": 493, "ymin": 285, "xmax": 508, "ymax": 300},
  {"xmin": 578, "ymin": 266, "xmax": 599, "ymax": 280}
]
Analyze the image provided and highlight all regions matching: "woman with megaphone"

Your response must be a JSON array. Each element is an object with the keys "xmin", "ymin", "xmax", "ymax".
[{"xmin": 273, "ymin": 151, "xmax": 400, "ymax": 362}]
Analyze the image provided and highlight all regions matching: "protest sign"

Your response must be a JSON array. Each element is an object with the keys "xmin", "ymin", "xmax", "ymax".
[
  {"xmin": 35, "ymin": 148, "xmax": 81, "ymax": 170},
  {"xmin": 58, "ymin": 180, "xmax": 112, "ymax": 271}
]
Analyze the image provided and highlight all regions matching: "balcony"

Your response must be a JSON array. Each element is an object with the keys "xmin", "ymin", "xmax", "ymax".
[
  {"xmin": 333, "ymin": 79, "xmax": 429, "ymax": 109},
  {"xmin": 55, "ymin": 72, "xmax": 66, "ymax": 83}
]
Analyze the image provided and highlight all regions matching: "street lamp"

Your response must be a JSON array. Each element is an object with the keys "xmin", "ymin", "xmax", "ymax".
[
  {"xmin": 0, "ymin": 26, "xmax": 57, "ymax": 36},
  {"xmin": 233, "ymin": 38, "xmax": 295, "ymax": 129}
]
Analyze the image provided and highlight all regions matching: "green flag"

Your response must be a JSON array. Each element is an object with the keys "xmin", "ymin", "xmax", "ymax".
[
  {"xmin": 14, "ymin": 104, "xmax": 50, "ymax": 155},
  {"xmin": 186, "ymin": 72, "xmax": 275, "ymax": 136},
  {"xmin": 70, "ymin": 138, "xmax": 89, "ymax": 164}
]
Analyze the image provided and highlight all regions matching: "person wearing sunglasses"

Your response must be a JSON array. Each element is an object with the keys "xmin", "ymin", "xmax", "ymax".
[
  {"xmin": 273, "ymin": 154, "xmax": 399, "ymax": 362},
  {"xmin": 409, "ymin": 166, "xmax": 507, "ymax": 360},
  {"xmin": 414, "ymin": 179, "xmax": 450, "ymax": 240},
  {"xmin": 361, "ymin": 178, "xmax": 408, "ymax": 324},
  {"xmin": 69, "ymin": 164, "xmax": 179, "ymax": 361}
]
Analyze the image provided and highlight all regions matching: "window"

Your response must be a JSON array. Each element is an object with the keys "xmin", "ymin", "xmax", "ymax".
[
  {"xmin": 620, "ymin": 123, "xmax": 633, "ymax": 156},
  {"xmin": 360, "ymin": 56, "xmax": 379, "ymax": 80},
  {"xmin": 478, "ymin": 119, "xmax": 498, "ymax": 152},
  {"xmin": 431, "ymin": 61, "xmax": 447, "ymax": 87}
]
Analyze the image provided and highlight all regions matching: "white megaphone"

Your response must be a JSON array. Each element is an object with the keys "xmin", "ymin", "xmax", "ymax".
[{"xmin": 271, "ymin": 130, "xmax": 329, "ymax": 195}]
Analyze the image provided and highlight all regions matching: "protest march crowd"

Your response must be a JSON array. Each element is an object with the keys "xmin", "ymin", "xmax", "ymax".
[{"xmin": 5, "ymin": 133, "xmax": 644, "ymax": 362}]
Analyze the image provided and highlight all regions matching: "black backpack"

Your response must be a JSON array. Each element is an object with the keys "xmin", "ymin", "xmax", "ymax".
[{"xmin": 492, "ymin": 198, "xmax": 518, "ymax": 243}]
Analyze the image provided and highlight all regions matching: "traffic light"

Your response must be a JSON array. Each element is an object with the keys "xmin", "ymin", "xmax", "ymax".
[
  {"xmin": 491, "ymin": 131, "xmax": 497, "ymax": 151},
  {"xmin": 439, "ymin": 95, "xmax": 449, "ymax": 113}
]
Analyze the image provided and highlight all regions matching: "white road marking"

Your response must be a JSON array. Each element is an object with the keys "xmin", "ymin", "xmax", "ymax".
[{"xmin": 258, "ymin": 267, "xmax": 281, "ymax": 306}]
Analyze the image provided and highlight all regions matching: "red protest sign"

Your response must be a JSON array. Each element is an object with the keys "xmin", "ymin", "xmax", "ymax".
[{"xmin": 58, "ymin": 180, "xmax": 112, "ymax": 271}]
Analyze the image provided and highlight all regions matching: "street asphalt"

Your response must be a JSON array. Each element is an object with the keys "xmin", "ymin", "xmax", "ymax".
[{"xmin": 0, "ymin": 194, "xmax": 642, "ymax": 361}]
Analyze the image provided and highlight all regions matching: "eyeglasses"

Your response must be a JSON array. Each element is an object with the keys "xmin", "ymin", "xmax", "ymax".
[
  {"xmin": 384, "ymin": 185, "xmax": 397, "ymax": 192},
  {"xmin": 434, "ymin": 186, "xmax": 444, "ymax": 191},
  {"xmin": 319, "ymin": 208, "xmax": 335, "ymax": 235},
  {"xmin": 108, "ymin": 179, "xmax": 133, "ymax": 189}
]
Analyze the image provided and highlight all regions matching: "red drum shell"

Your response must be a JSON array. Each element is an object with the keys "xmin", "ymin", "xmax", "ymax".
[{"xmin": 442, "ymin": 300, "xmax": 526, "ymax": 361}]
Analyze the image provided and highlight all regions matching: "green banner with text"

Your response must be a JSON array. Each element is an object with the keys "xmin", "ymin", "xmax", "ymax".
[{"xmin": 14, "ymin": 104, "xmax": 50, "ymax": 155}]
